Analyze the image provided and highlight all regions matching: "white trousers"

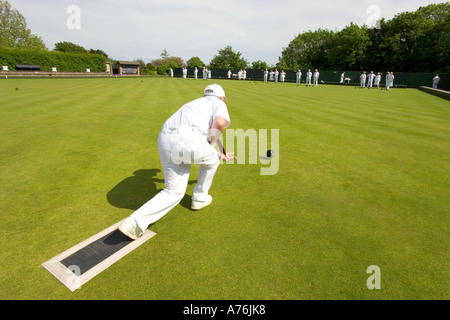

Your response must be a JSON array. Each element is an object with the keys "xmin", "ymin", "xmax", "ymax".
[{"xmin": 130, "ymin": 127, "xmax": 220, "ymax": 232}]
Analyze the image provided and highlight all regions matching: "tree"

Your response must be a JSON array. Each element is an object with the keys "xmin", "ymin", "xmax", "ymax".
[
  {"xmin": 251, "ymin": 60, "xmax": 268, "ymax": 70},
  {"xmin": 157, "ymin": 61, "xmax": 178, "ymax": 75},
  {"xmin": 151, "ymin": 49, "xmax": 184, "ymax": 74},
  {"xmin": 187, "ymin": 56, "xmax": 204, "ymax": 68},
  {"xmin": 278, "ymin": 29, "xmax": 334, "ymax": 70},
  {"xmin": 379, "ymin": 10, "xmax": 426, "ymax": 71},
  {"xmin": 54, "ymin": 41, "xmax": 88, "ymax": 54},
  {"xmin": 326, "ymin": 23, "xmax": 371, "ymax": 70},
  {"xmin": 135, "ymin": 58, "xmax": 146, "ymax": 73},
  {"xmin": 0, "ymin": 0, "xmax": 46, "ymax": 49},
  {"xmin": 209, "ymin": 46, "xmax": 248, "ymax": 69},
  {"xmin": 363, "ymin": 18, "xmax": 390, "ymax": 71},
  {"xmin": 279, "ymin": 3, "xmax": 449, "ymax": 73},
  {"xmin": 89, "ymin": 49, "xmax": 109, "ymax": 60},
  {"xmin": 150, "ymin": 50, "xmax": 184, "ymax": 75},
  {"xmin": 364, "ymin": 2, "xmax": 449, "ymax": 72},
  {"xmin": 402, "ymin": 3, "xmax": 449, "ymax": 72},
  {"xmin": 139, "ymin": 62, "xmax": 157, "ymax": 75},
  {"xmin": 160, "ymin": 49, "xmax": 169, "ymax": 60},
  {"xmin": 146, "ymin": 63, "xmax": 156, "ymax": 72}
]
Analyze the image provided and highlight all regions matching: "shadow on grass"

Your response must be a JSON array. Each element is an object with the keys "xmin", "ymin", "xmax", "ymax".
[{"xmin": 107, "ymin": 169, "xmax": 196, "ymax": 212}]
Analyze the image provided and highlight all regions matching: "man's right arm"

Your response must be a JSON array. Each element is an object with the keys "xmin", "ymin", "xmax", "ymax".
[{"xmin": 208, "ymin": 115, "xmax": 227, "ymax": 147}]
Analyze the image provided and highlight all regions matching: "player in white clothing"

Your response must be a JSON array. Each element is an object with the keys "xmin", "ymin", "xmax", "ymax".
[
  {"xmin": 313, "ymin": 69, "xmax": 319, "ymax": 86},
  {"xmin": 360, "ymin": 71, "xmax": 367, "ymax": 88},
  {"xmin": 118, "ymin": 84, "xmax": 236, "ymax": 239},
  {"xmin": 280, "ymin": 70, "xmax": 286, "ymax": 83},
  {"xmin": 374, "ymin": 72, "xmax": 381, "ymax": 88},
  {"xmin": 432, "ymin": 74, "xmax": 440, "ymax": 89},
  {"xmin": 296, "ymin": 69, "xmax": 302, "ymax": 86},
  {"xmin": 367, "ymin": 71, "xmax": 375, "ymax": 89},
  {"xmin": 386, "ymin": 72, "xmax": 392, "ymax": 90},
  {"xmin": 305, "ymin": 69, "xmax": 312, "ymax": 86}
]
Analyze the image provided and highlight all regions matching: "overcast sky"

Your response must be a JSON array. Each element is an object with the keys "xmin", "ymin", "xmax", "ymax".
[{"xmin": 7, "ymin": 0, "xmax": 448, "ymax": 66}]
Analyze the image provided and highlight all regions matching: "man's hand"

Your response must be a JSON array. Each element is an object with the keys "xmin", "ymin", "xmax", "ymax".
[{"xmin": 221, "ymin": 152, "xmax": 237, "ymax": 162}]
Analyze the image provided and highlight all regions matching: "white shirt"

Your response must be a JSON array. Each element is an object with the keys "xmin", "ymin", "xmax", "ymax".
[{"xmin": 162, "ymin": 96, "xmax": 230, "ymax": 135}]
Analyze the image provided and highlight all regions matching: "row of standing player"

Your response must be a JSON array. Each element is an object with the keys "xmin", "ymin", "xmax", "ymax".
[
  {"xmin": 347, "ymin": 71, "xmax": 441, "ymax": 89},
  {"xmin": 176, "ymin": 67, "xmax": 391, "ymax": 88},
  {"xmin": 178, "ymin": 67, "xmax": 211, "ymax": 80},
  {"xmin": 224, "ymin": 68, "xmax": 322, "ymax": 85},
  {"xmin": 241, "ymin": 68, "xmax": 391, "ymax": 89},
  {"xmin": 290, "ymin": 69, "xmax": 395, "ymax": 89},
  {"xmin": 174, "ymin": 67, "xmax": 442, "ymax": 90},
  {"xmin": 262, "ymin": 69, "xmax": 325, "ymax": 87},
  {"xmin": 263, "ymin": 69, "xmax": 306, "ymax": 84},
  {"xmin": 350, "ymin": 71, "xmax": 396, "ymax": 90},
  {"xmin": 175, "ymin": 67, "xmax": 393, "ymax": 89},
  {"xmin": 175, "ymin": 67, "xmax": 314, "ymax": 84}
]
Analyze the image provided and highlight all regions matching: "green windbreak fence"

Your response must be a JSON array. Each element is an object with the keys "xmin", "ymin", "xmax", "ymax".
[{"xmin": 174, "ymin": 68, "xmax": 449, "ymax": 91}]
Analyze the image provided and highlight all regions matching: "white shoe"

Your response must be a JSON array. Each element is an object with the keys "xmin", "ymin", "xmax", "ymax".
[
  {"xmin": 191, "ymin": 195, "xmax": 212, "ymax": 211},
  {"xmin": 118, "ymin": 217, "xmax": 142, "ymax": 240}
]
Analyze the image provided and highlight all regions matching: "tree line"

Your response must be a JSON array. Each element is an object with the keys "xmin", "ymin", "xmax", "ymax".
[
  {"xmin": 1, "ymin": 0, "xmax": 448, "ymax": 74},
  {"xmin": 278, "ymin": 2, "xmax": 449, "ymax": 73}
]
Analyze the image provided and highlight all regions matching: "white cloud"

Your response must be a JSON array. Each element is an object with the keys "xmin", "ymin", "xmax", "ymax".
[{"xmin": 7, "ymin": 0, "xmax": 448, "ymax": 65}]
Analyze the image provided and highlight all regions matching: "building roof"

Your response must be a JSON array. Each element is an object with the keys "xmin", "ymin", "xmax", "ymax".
[{"xmin": 117, "ymin": 61, "xmax": 140, "ymax": 66}]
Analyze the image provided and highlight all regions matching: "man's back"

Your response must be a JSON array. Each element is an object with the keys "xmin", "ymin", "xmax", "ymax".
[{"xmin": 162, "ymin": 96, "xmax": 230, "ymax": 135}]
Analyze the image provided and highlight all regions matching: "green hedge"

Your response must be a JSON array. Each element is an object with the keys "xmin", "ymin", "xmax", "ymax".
[{"xmin": 0, "ymin": 48, "xmax": 106, "ymax": 72}]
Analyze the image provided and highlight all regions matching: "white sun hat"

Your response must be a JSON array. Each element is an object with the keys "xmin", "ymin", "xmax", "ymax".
[{"xmin": 204, "ymin": 84, "xmax": 227, "ymax": 101}]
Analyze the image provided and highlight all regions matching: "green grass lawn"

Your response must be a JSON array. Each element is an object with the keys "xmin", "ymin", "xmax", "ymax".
[{"xmin": 0, "ymin": 77, "xmax": 448, "ymax": 300}]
